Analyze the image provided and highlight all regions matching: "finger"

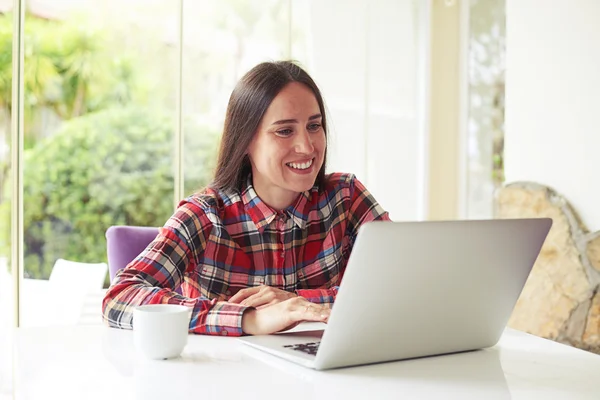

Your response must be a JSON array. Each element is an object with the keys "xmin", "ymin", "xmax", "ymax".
[
  {"xmin": 241, "ymin": 292, "xmax": 274, "ymax": 308},
  {"xmin": 312, "ymin": 306, "xmax": 330, "ymax": 320},
  {"xmin": 256, "ymin": 299, "xmax": 280, "ymax": 310},
  {"xmin": 229, "ymin": 286, "xmax": 262, "ymax": 303},
  {"xmin": 297, "ymin": 303, "xmax": 330, "ymax": 322}
]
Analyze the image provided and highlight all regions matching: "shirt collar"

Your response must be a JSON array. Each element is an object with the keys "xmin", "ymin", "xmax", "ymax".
[
  {"xmin": 286, "ymin": 188, "xmax": 313, "ymax": 230},
  {"xmin": 242, "ymin": 174, "xmax": 316, "ymax": 232}
]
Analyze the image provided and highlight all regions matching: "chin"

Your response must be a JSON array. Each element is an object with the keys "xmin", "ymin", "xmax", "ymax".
[
  {"xmin": 282, "ymin": 165, "xmax": 321, "ymax": 192},
  {"xmin": 286, "ymin": 179, "xmax": 316, "ymax": 193}
]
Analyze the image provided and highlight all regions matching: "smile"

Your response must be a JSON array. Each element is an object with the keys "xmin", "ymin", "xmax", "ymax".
[{"xmin": 286, "ymin": 158, "xmax": 314, "ymax": 170}]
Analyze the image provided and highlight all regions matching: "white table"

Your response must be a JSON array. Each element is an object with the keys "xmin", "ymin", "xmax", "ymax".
[{"xmin": 13, "ymin": 323, "xmax": 600, "ymax": 400}]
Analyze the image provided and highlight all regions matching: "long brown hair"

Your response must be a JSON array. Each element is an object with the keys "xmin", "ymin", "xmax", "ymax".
[{"xmin": 211, "ymin": 61, "xmax": 328, "ymax": 193}]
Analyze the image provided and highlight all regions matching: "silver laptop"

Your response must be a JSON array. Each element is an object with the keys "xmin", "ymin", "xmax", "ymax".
[{"xmin": 239, "ymin": 218, "xmax": 552, "ymax": 370}]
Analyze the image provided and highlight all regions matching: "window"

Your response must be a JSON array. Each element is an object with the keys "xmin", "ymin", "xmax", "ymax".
[
  {"xmin": 3, "ymin": 1, "xmax": 430, "ymax": 395},
  {"xmin": 0, "ymin": 5, "xmax": 14, "ymax": 398},
  {"xmin": 181, "ymin": 0, "xmax": 291, "ymax": 196},
  {"xmin": 19, "ymin": 0, "xmax": 178, "ymax": 327},
  {"xmin": 6, "ymin": 0, "xmax": 429, "ymax": 328},
  {"xmin": 465, "ymin": 0, "xmax": 506, "ymax": 218},
  {"xmin": 296, "ymin": 0, "xmax": 427, "ymax": 221}
]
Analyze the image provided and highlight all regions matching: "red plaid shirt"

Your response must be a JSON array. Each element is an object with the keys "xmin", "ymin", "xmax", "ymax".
[{"xmin": 102, "ymin": 173, "xmax": 390, "ymax": 336}]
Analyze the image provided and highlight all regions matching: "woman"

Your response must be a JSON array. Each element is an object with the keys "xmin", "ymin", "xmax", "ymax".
[{"xmin": 102, "ymin": 61, "xmax": 390, "ymax": 336}]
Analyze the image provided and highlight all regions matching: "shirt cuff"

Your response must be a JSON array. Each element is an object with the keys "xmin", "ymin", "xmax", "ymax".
[
  {"xmin": 190, "ymin": 300, "xmax": 249, "ymax": 336},
  {"xmin": 296, "ymin": 287, "xmax": 338, "ymax": 305}
]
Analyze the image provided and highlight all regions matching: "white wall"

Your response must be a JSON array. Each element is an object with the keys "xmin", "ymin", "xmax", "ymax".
[{"xmin": 505, "ymin": 0, "xmax": 600, "ymax": 231}]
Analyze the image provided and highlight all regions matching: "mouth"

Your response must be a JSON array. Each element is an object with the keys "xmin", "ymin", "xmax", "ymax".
[{"xmin": 286, "ymin": 158, "xmax": 314, "ymax": 171}]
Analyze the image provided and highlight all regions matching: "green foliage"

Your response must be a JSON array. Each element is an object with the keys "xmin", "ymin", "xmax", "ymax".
[
  {"xmin": 20, "ymin": 106, "xmax": 219, "ymax": 279},
  {"xmin": 0, "ymin": 13, "xmax": 142, "ymax": 146}
]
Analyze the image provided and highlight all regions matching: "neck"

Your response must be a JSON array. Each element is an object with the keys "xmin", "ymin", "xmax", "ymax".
[
  {"xmin": 256, "ymin": 188, "xmax": 298, "ymax": 210},
  {"xmin": 251, "ymin": 179, "xmax": 298, "ymax": 210}
]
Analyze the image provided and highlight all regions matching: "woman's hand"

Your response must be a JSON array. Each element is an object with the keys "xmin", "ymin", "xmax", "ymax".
[
  {"xmin": 241, "ymin": 297, "xmax": 330, "ymax": 335},
  {"xmin": 229, "ymin": 285, "xmax": 297, "ymax": 308}
]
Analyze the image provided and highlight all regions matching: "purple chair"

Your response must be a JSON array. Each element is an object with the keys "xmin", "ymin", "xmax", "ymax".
[{"xmin": 105, "ymin": 225, "xmax": 159, "ymax": 282}]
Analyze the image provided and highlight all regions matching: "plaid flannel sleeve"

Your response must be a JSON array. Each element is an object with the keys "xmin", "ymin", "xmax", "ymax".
[
  {"xmin": 296, "ymin": 175, "xmax": 390, "ymax": 306},
  {"xmin": 295, "ymin": 287, "xmax": 338, "ymax": 306},
  {"xmin": 345, "ymin": 174, "xmax": 391, "ymax": 246},
  {"xmin": 102, "ymin": 200, "xmax": 249, "ymax": 336}
]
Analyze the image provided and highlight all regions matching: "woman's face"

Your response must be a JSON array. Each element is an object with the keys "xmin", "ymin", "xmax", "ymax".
[{"xmin": 247, "ymin": 82, "xmax": 326, "ymax": 209}]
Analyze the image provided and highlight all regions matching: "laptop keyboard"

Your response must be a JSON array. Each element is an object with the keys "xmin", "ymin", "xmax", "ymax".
[{"xmin": 284, "ymin": 342, "xmax": 321, "ymax": 356}]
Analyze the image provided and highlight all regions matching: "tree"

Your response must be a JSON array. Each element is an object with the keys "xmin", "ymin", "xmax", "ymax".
[
  {"xmin": 0, "ymin": 13, "xmax": 140, "ymax": 141},
  {"xmin": 0, "ymin": 13, "xmax": 142, "ymax": 205},
  {"xmin": 14, "ymin": 106, "xmax": 218, "ymax": 279}
]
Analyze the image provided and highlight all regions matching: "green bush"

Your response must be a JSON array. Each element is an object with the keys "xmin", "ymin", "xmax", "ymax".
[{"xmin": 20, "ymin": 106, "xmax": 219, "ymax": 279}]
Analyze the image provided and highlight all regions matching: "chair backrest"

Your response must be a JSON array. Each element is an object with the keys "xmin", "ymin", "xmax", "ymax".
[
  {"xmin": 46, "ymin": 259, "xmax": 108, "ymax": 326},
  {"xmin": 49, "ymin": 258, "xmax": 108, "ymax": 292},
  {"xmin": 105, "ymin": 225, "xmax": 159, "ymax": 282}
]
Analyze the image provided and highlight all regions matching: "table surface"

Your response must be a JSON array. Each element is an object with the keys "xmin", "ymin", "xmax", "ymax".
[{"xmin": 13, "ymin": 323, "xmax": 600, "ymax": 400}]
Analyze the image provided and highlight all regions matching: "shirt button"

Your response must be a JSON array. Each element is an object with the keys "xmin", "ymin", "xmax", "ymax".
[
  {"xmin": 221, "ymin": 330, "xmax": 228, "ymax": 336},
  {"xmin": 280, "ymin": 252, "xmax": 285, "ymax": 259},
  {"xmin": 225, "ymin": 290, "xmax": 231, "ymax": 296}
]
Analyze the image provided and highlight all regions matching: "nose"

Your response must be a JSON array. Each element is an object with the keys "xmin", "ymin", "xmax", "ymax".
[{"xmin": 294, "ymin": 129, "xmax": 315, "ymax": 154}]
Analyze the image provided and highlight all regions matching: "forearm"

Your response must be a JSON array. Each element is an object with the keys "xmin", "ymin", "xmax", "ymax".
[{"xmin": 102, "ymin": 275, "xmax": 249, "ymax": 336}]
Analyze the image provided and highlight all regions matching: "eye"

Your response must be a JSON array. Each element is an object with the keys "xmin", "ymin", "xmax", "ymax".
[
  {"xmin": 275, "ymin": 128, "xmax": 293, "ymax": 137},
  {"xmin": 308, "ymin": 123, "xmax": 322, "ymax": 132}
]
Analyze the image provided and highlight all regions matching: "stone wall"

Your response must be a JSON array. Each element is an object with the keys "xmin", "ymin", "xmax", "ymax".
[{"xmin": 495, "ymin": 182, "xmax": 600, "ymax": 353}]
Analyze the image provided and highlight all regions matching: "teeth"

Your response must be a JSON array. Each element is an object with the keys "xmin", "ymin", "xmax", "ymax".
[{"xmin": 287, "ymin": 159, "xmax": 313, "ymax": 170}]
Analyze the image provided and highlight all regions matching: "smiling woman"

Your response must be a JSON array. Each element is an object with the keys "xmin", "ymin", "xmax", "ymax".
[
  {"xmin": 102, "ymin": 60, "xmax": 391, "ymax": 337},
  {"xmin": 211, "ymin": 62, "xmax": 328, "ymax": 202},
  {"xmin": 247, "ymin": 82, "xmax": 326, "ymax": 209}
]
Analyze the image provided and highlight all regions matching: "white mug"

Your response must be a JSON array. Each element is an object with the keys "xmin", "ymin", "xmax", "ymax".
[{"xmin": 133, "ymin": 304, "xmax": 192, "ymax": 360}]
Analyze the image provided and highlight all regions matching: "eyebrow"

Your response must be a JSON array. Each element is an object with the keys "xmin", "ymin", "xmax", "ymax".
[{"xmin": 271, "ymin": 114, "xmax": 322, "ymax": 126}]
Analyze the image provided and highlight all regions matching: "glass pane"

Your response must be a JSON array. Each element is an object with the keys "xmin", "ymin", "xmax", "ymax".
[
  {"xmin": 466, "ymin": 0, "xmax": 506, "ymax": 218},
  {"xmin": 292, "ymin": 0, "xmax": 426, "ymax": 221},
  {"xmin": 182, "ymin": 0, "xmax": 291, "ymax": 196},
  {"xmin": 21, "ymin": 1, "xmax": 178, "ymax": 327},
  {"xmin": 0, "ymin": 7, "xmax": 14, "ymax": 400}
]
